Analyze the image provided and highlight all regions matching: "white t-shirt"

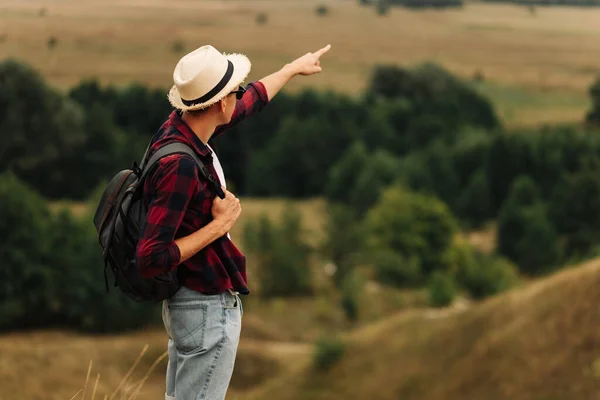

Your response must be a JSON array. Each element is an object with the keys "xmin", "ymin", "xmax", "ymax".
[
  {"xmin": 207, "ymin": 143, "xmax": 225, "ymax": 189},
  {"xmin": 206, "ymin": 143, "xmax": 230, "ymax": 238}
]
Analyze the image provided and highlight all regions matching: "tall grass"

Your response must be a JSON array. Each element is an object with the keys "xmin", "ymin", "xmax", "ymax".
[{"xmin": 71, "ymin": 345, "xmax": 167, "ymax": 400}]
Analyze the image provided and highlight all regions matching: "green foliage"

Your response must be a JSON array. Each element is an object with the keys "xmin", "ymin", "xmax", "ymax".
[
  {"xmin": 373, "ymin": 249, "xmax": 422, "ymax": 288},
  {"xmin": 452, "ymin": 245, "xmax": 519, "ymax": 300},
  {"xmin": 47, "ymin": 36, "xmax": 58, "ymax": 50},
  {"xmin": 0, "ymin": 173, "xmax": 157, "ymax": 332},
  {"xmin": 171, "ymin": 39, "xmax": 185, "ymax": 54},
  {"xmin": 376, "ymin": 0, "xmax": 391, "ymax": 14},
  {"xmin": 313, "ymin": 336, "xmax": 346, "ymax": 371},
  {"xmin": 322, "ymin": 203, "xmax": 363, "ymax": 287},
  {"xmin": 256, "ymin": 12, "xmax": 268, "ymax": 25},
  {"xmin": 549, "ymin": 167, "xmax": 600, "ymax": 257},
  {"xmin": 0, "ymin": 59, "xmax": 85, "ymax": 192},
  {"xmin": 587, "ymin": 76, "xmax": 600, "ymax": 126},
  {"xmin": 0, "ymin": 172, "xmax": 54, "ymax": 330},
  {"xmin": 428, "ymin": 271, "xmax": 456, "ymax": 308},
  {"xmin": 326, "ymin": 142, "xmax": 369, "ymax": 205},
  {"xmin": 316, "ymin": 4, "xmax": 330, "ymax": 15},
  {"xmin": 367, "ymin": 63, "xmax": 499, "ymax": 145},
  {"xmin": 497, "ymin": 176, "xmax": 562, "ymax": 275},
  {"xmin": 457, "ymin": 169, "xmax": 493, "ymax": 228},
  {"xmin": 243, "ymin": 207, "xmax": 313, "ymax": 297},
  {"xmin": 367, "ymin": 186, "xmax": 459, "ymax": 276},
  {"xmin": 340, "ymin": 269, "xmax": 365, "ymax": 322},
  {"xmin": 350, "ymin": 149, "xmax": 401, "ymax": 215}
]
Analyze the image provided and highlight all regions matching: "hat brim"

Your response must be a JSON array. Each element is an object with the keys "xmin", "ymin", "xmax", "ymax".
[{"xmin": 168, "ymin": 53, "xmax": 251, "ymax": 112}]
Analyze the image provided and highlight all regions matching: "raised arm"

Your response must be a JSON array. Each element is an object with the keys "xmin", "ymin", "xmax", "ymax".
[
  {"xmin": 260, "ymin": 44, "xmax": 331, "ymax": 101},
  {"xmin": 213, "ymin": 44, "xmax": 332, "ymax": 138}
]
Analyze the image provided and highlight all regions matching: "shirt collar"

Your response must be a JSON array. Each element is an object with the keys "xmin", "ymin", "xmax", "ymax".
[{"xmin": 169, "ymin": 110, "xmax": 213, "ymax": 159}]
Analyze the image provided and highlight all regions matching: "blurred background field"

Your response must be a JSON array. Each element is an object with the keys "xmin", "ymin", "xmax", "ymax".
[
  {"xmin": 1, "ymin": 0, "xmax": 599, "ymax": 127},
  {"xmin": 3, "ymin": 0, "xmax": 600, "ymax": 399}
]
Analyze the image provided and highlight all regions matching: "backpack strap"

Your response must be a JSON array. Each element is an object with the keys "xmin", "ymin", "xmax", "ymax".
[{"xmin": 141, "ymin": 143, "xmax": 226, "ymax": 199}]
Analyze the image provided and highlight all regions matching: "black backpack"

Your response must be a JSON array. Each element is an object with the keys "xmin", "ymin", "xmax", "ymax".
[{"xmin": 93, "ymin": 142, "xmax": 225, "ymax": 303}]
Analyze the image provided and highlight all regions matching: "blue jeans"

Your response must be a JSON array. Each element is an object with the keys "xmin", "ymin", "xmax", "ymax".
[{"xmin": 162, "ymin": 286, "xmax": 243, "ymax": 400}]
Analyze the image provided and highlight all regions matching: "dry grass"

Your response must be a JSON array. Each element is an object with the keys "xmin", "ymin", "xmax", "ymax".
[
  {"xmin": 0, "ymin": 0, "xmax": 598, "ymax": 126},
  {"xmin": 0, "ymin": 318, "xmax": 312, "ymax": 400},
  {"xmin": 250, "ymin": 258, "xmax": 600, "ymax": 400}
]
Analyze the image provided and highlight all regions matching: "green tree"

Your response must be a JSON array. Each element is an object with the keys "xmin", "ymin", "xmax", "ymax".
[
  {"xmin": 340, "ymin": 268, "xmax": 365, "ymax": 322},
  {"xmin": 326, "ymin": 142, "xmax": 369, "ymax": 204},
  {"xmin": 0, "ymin": 173, "xmax": 54, "ymax": 330},
  {"xmin": 428, "ymin": 271, "xmax": 456, "ymax": 307},
  {"xmin": 0, "ymin": 60, "xmax": 85, "ymax": 192},
  {"xmin": 367, "ymin": 186, "xmax": 458, "ymax": 276},
  {"xmin": 322, "ymin": 204, "xmax": 363, "ymax": 287},
  {"xmin": 457, "ymin": 169, "xmax": 493, "ymax": 228},
  {"xmin": 373, "ymin": 249, "xmax": 422, "ymax": 287},
  {"xmin": 349, "ymin": 149, "xmax": 401, "ymax": 215},
  {"xmin": 550, "ymin": 168, "xmax": 600, "ymax": 258},
  {"xmin": 244, "ymin": 207, "xmax": 313, "ymax": 297},
  {"xmin": 497, "ymin": 176, "xmax": 561, "ymax": 274},
  {"xmin": 586, "ymin": 75, "xmax": 600, "ymax": 126},
  {"xmin": 449, "ymin": 242, "xmax": 518, "ymax": 300}
]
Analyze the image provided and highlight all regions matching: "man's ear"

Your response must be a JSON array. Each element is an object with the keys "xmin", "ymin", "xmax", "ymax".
[{"xmin": 220, "ymin": 98, "xmax": 227, "ymax": 114}]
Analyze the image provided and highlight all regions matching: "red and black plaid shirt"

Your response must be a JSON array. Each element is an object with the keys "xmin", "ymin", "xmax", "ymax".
[{"xmin": 136, "ymin": 81, "xmax": 269, "ymax": 295}]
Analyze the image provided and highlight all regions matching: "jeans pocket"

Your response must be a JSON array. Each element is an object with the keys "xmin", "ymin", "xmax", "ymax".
[
  {"xmin": 224, "ymin": 293, "xmax": 243, "ymax": 316},
  {"xmin": 167, "ymin": 302, "xmax": 208, "ymax": 354}
]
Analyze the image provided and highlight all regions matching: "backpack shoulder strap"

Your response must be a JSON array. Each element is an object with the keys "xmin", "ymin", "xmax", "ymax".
[{"xmin": 140, "ymin": 142, "xmax": 225, "ymax": 199}]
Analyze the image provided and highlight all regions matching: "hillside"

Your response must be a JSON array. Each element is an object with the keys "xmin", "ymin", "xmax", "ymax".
[{"xmin": 247, "ymin": 258, "xmax": 600, "ymax": 400}]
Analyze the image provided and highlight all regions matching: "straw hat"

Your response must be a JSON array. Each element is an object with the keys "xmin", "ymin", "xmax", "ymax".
[{"xmin": 167, "ymin": 45, "xmax": 251, "ymax": 111}]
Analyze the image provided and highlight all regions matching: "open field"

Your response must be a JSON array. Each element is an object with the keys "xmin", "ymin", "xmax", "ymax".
[
  {"xmin": 1, "ymin": 0, "xmax": 599, "ymax": 127},
  {"xmin": 4, "ymin": 251, "xmax": 600, "ymax": 399}
]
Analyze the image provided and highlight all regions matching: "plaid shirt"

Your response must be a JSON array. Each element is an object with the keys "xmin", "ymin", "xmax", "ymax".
[{"xmin": 136, "ymin": 81, "xmax": 269, "ymax": 295}]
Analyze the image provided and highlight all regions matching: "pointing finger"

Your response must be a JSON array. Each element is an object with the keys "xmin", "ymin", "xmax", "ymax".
[{"xmin": 314, "ymin": 44, "xmax": 331, "ymax": 58}]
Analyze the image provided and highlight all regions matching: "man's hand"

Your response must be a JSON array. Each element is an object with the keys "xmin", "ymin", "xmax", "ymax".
[
  {"xmin": 211, "ymin": 189, "xmax": 242, "ymax": 235},
  {"xmin": 285, "ymin": 44, "xmax": 332, "ymax": 76},
  {"xmin": 260, "ymin": 44, "xmax": 332, "ymax": 101}
]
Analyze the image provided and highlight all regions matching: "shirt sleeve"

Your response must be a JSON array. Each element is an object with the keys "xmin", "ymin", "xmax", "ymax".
[
  {"xmin": 212, "ymin": 81, "xmax": 270, "ymax": 139},
  {"xmin": 136, "ymin": 154, "xmax": 203, "ymax": 278}
]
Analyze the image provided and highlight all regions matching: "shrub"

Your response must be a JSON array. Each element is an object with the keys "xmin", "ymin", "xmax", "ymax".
[
  {"xmin": 171, "ymin": 39, "xmax": 185, "ymax": 54},
  {"xmin": 377, "ymin": 0, "xmax": 391, "ymax": 14},
  {"xmin": 340, "ymin": 269, "xmax": 365, "ymax": 322},
  {"xmin": 322, "ymin": 203, "xmax": 363, "ymax": 287},
  {"xmin": 243, "ymin": 207, "xmax": 313, "ymax": 297},
  {"xmin": 314, "ymin": 337, "xmax": 346, "ymax": 371},
  {"xmin": 316, "ymin": 4, "xmax": 330, "ymax": 16},
  {"xmin": 461, "ymin": 254, "xmax": 519, "ymax": 300},
  {"xmin": 373, "ymin": 249, "xmax": 422, "ymax": 288},
  {"xmin": 47, "ymin": 36, "xmax": 58, "ymax": 49},
  {"xmin": 367, "ymin": 186, "xmax": 459, "ymax": 276},
  {"xmin": 428, "ymin": 271, "xmax": 456, "ymax": 308},
  {"xmin": 256, "ymin": 12, "xmax": 268, "ymax": 25}
]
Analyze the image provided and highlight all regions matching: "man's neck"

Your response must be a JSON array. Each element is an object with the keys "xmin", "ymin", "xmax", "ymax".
[{"xmin": 181, "ymin": 112, "xmax": 219, "ymax": 145}]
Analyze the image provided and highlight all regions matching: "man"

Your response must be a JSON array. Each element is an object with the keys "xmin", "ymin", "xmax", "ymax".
[{"xmin": 135, "ymin": 43, "xmax": 331, "ymax": 400}]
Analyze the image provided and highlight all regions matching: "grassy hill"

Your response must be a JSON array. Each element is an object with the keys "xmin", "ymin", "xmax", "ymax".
[
  {"xmin": 4, "ymin": 255, "xmax": 600, "ymax": 399},
  {"xmin": 245, "ymin": 257, "xmax": 600, "ymax": 400},
  {"xmin": 0, "ymin": 0, "xmax": 597, "ymax": 127}
]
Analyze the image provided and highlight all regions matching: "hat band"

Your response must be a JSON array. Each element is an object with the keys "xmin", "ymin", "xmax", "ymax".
[{"xmin": 181, "ymin": 60, "xmax": 234, "ymax": 107}]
